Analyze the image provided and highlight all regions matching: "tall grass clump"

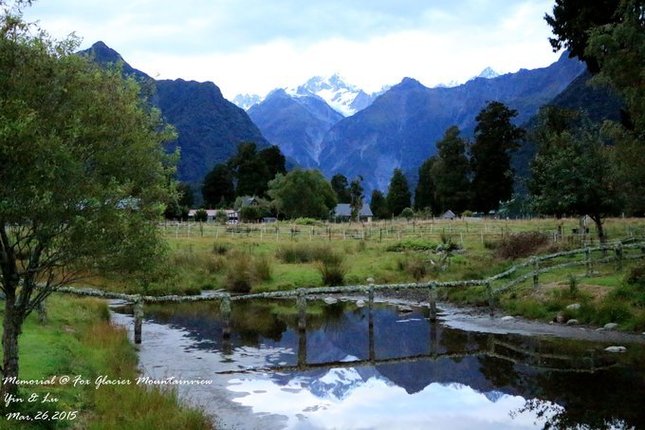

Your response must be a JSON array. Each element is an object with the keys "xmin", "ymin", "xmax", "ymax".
[
  {"xmin": 224, "ymin": 251, "xmax": 253, "ymax": 293},
  {"xmin": 276, "ymin": 243, "xmax": 338, "ymax": 264},
  {"xmin": 253, "ymin": 254, "xmax": 274, "ymax": 282},
  {"xmin": 317, "ymin": 254, "xmax": 346, "ymax": 286},
  {"xmin": 496, "ymin": 232, "xmax": 550, "ymax": 260}
]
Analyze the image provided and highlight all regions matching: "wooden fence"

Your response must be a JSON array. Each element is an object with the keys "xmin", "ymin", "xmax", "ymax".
[{"xmin": 52, "ymin": 240, "xmax": 645, "ymax": 345}]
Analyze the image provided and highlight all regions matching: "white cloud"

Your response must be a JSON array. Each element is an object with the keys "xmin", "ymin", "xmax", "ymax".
[{"xmin": 22, "ymin": 0, "xmax": 561, "ymax": 99}]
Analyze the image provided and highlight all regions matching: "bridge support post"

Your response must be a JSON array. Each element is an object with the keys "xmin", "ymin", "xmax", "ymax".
[
  {"xmin": 486, "ymin": 281, "xmax": 495, "ymax": 317},
  {"xmin": 585, "ymin": 247, "xmax": 592, "ymax": 276},
  {"xmin": 220, "ymin": 294, "xmax": 232, "ymax": 339},
  {"xmin": 297, "ymin": 289, "xmax": 307, "ymax": 368},
  {"xmin": 428, "ymin": 283, "xmax": 437, "ymax": 322},
  {"xmin": 368, "ymin": 284, "xmax": 375, "ymax": 362},
  {"xmin": 532, "ymin": 257, "xmax": 539, "ymax": 288},
  {"xmin": 297, "ymin": 289, "xmax": 306, "ymax": 331},
  {"xmin": 134, "ymin": 297, "xmax": 143, "ymax": 344}
]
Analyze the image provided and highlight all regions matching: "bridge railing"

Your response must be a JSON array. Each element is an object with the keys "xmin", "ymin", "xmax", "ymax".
[{"xmin": 52, "ymin": 240, "xmax": 645, "ymax": 344}]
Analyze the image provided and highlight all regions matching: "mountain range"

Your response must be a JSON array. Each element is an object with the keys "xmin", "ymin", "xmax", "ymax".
[
  {"xmin": 249, "ymin": 53, "xmax": 586, "ymax": 195},
  {"xmin": 81, "ymin": 42, "xmax": 269, "ymax": 186},
  {"xmin": 83, "ymin": 42, "xmax": 618, "ymax": 201}
]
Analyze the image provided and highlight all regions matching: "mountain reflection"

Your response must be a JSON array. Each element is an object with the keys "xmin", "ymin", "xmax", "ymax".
[{"xmin": 125, "ymin": 299, "xmax": 645, "ymax": 430}]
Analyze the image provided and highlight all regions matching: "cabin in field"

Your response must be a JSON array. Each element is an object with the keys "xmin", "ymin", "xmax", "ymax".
[{"xmin": 331, "ymin": 204, "xmax": 373, "ymax": 223}]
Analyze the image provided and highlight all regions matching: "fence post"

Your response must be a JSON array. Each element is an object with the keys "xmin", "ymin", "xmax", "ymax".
[
  {"xmin": 532, "ymin": 257, "xmax": 539, "ymax": 288},
  {"xmin": 615, "ymin": 242, "xmax": 623, "ymax": 271},
  {"xmin": 585, "ymin": 247, "xmax": 592, "ymax": 276},
  {"xmin": 297, "ymin": 289, "xmax": 307, "ymax": 331},
  {"xmin": 220, "ymin": 294, "xmax": 232, "ymax": 339},
  {"xmin": 428, "ymin": 283, "xmax": 437, "ymax": 322},
  {"xmin": 134, "ymin": 297, "xmax": 144, "ymax": 344},
  {"xmin": 486, "ymin": 281, "xmax": 495, "ymax": 317}
]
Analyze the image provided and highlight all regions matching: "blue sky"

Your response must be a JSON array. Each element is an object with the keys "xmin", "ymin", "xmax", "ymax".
[{"xmin": 22, "ymin": 0, "xmax": 561, "ymax": 98}]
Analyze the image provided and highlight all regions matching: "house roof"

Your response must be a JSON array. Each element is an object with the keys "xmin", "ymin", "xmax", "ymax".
[
  {"xmin": 332, "ymin": 203, "xmax": 373, "ymax": 217},
  {"xmin": 441, "ymin": 209, "xmax": 456, "ymax": 219}
]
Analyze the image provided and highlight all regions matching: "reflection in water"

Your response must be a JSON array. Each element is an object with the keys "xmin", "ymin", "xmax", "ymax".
[{"xmin": 113, "ymin": 300, "xmax": 645, "ymax": 430}]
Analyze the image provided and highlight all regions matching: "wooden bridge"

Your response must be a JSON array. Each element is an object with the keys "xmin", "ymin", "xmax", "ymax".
[{"xmin": 52, "ymin": 240, "xmax": 644, "ymax": 347}]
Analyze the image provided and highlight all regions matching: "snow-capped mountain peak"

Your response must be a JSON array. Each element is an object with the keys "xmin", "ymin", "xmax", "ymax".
[
  {"xmin": 476, "ymin": 67, "xmax": 499, "ymax": 79},
  {"xmin": 291, "ymin": 74, "xmax": 370, "ymax": 117}
]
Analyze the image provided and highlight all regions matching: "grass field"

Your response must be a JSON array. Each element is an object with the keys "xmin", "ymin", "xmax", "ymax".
[
  {"xmin": 0, "ymin": 296, "xmax": 213, "ymax": 430},
  {"xmin": 81, "ymin": 216, "xmax": 645, "ymax": 331}
]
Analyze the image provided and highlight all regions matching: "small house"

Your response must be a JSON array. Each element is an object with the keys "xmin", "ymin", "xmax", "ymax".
[
  {"xmin": 331, "ymin": 204, "xmax": 373, "ymax": 223},
  {"xmin": 441, "ymin": 209, "xmax": 457, "ymax": 220}
]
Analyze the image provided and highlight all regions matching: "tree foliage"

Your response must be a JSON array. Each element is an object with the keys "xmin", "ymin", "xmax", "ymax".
[
  {"xmin": 0, "ymin": 9, "xmax": 175, "ymax": 396},
  {"xmin": 330, "ymin": 174, "xmax": 351, "ymax": 203},
  {"xmin": 471, "ymin": 101, "xmax": 524, "ymax": 212},
  {"xmin": 431, "ymin": 126, "xmax": 471, "ymax": 214},
  {"xmin": 386, "ymin": 169, "xmax": 412, "ymax": 217},
  {"xmin": 414, "ymin": 157, "xmax": 438, "ymax": 214},
  {"xmin": 370, "ymin": 190, "xmax": 389, "ymax": 219},
  {"xmin": 349, "ymin": 176, "xmax": 364, "ymax": 221},
  {"xmin": 544, "ymin": 0, "xmax": 620, "ymax": 73},
  {"xmin": 202, "ymin": 163, "xmax": 235, "ymax": 207},
  {"xmin": 529, "ymin": 107, "xmax": 619, "ymax": 241},
  {"xmin": 267, "ymin": 170, "xmax": 336, "ymax": 219}
]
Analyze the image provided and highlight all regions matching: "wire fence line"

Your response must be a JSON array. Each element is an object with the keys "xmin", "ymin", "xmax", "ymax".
[{"xmin": 159, "ymin": 219, "xmax": 645, "ymax": 247}]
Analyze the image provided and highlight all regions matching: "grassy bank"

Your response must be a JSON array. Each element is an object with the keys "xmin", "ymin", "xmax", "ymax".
[
  {"xmin": 0, "ymin": 296, "xmax": 213, "ymax": 429},
  {"xmin": 81, "ymin": 217, "xmax": 645, "ymax": 331}
]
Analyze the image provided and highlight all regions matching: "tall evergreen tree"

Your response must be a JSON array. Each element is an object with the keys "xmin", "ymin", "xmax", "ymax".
[
  {"xmin": 386, "ymin": 168, "xmax": 412, "ymax": 216},
  {"xmin": 330, "ymin": 174, "xmax": 351, "ymax": 203},
  {"xmin": 370, "ymin": 190, "xmax": 389, "ymax": 219},
  {"xmin": 349, "ymin": 176, "xmax": 364, "ymax": 221},
  {"xmin": 258, "ymin": 145, "xmax": 287, "ymax": 182},
  {"xmin": 470, "ymin": 102, "xmax": 524, "ymax": 212},
  {"xmin": 431, "ymin": 126, "xmax": 471, "ymax": 214},
  {"xmin": 414, "ymin": 157, "xmax": 438, "ymax": 213},
  {"xmin": 228, "ymin": 142, "xmax": 270, "ymax": 197},
  {"xmin": 202, "ymin": 163, "xmax": 235, "ymax": 207}
]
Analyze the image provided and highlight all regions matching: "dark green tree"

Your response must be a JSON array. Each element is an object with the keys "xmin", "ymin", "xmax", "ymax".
[
  {"xmin": 202, "ymin": 163, "xmax": 235, "ymax": 207},
  {"xmin": 386, "ymin": 168, "xmax": 412, "ymax": 217},
  {"xmin": 0, "ymin": 8, "xmax": 174, "ymax": 397},
  {"xmin": 164, "ymin": 182, "xmax": 193, "ymax": 220},
  {"xmin": 544, "ymin": 0, "xmax": 620, "ymax": 73},
  {"xmin": 267, "ymin": 170, "xmax": 337, "ymax": 219},
  {"xmin": 470, "ymin": 102, "xmax": 524, "ymax": 213},
  {"xmin": 528, "ymin": 107, "xmax": 619, "ymax": 243},
  {"xmin": 414, "ymin": 157, "xmax": 438, "ymax": 214},
  {"xmin": 370, "ymin": 190, "xmax": 390, "ymax": 219},
  {"xmin": 258, "ymin": 145, "xmax": 286, "ymax": 182},
  {"xmin": 349, "ymin": 176, "xmax": 364, "ymax": 221},
  {"xmin": 228, "ymin": 142, "xmax": 270, "ymax": 197},
  {"xmin": 431, "ymin": 126, "xmax": 471, "ymax": 213},
  {"xmin": 330, "ymin": 174, "xmax": 351, "ymax": 203}
]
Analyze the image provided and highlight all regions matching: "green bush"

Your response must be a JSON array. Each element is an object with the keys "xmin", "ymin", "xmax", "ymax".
[
  {"xmin": 386, "ymin": 239, "xmax": 437, "ymax": 252},
  {"xmin": 294, "ymin": 217, "xmax": 320, "ymax": 226},
  {"xmin": 194, "ymin": 209, "xmax": 208, "ymax": 222},
  {"xmin": 253, "ymin": 254, "xmax": 273, "ymax": 282}
]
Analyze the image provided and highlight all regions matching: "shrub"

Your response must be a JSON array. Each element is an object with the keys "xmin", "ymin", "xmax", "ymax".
[
  {"xmin": 276, "ymin": 243, "xmax": 338, "ymax": 264},
  {"xmin": 496, "ymin": 232, "xmax": 550, "ymax": 260},
  {"xmin": 212, "ymin": 242, "xmax": 230, "ymax": 255},
  {"xmin": 294, "ymin": 217, "xmax": 320, "ymax": 226},
  {"xmin": 386, "ymin": 239, "xmax": 437, "ymax": 252},
  {"xmin": 318, "ymin": 258, "xmax": 346, "ymax": 286},
  {"xmin": 253, "ymin": 254, "xmax": 273, "ymax": 282},
  {"xmin": 625, "ymin": 262, "xmax": 645, "ymax": 287},
  {"xmin": 215, "ymin": 210, "xmax": 228, "ymax": 225},
  {"xmin": 194, "ymin": 209, "xmax": 208, "ymax": 222},
  {"xmin": 224, "ymin": 254, "xmax": 253, "ymax": 293},
  {"xmin": 462, "ymin": 210, "xmax": 474, "ymax": 217},
  {"xmin": 400, "ymin": 207, "xmax": 415, "ymax": 220}
]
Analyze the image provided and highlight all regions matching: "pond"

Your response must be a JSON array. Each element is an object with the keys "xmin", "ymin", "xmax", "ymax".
[{"xmin": 111, "ymin": 299, "xmax": 645, "ymax": 430}]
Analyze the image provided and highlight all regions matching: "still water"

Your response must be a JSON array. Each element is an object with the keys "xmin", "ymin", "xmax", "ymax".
[{"xmin": 112, "ymin": 299, "xmax": 645, "ymax": 430}]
